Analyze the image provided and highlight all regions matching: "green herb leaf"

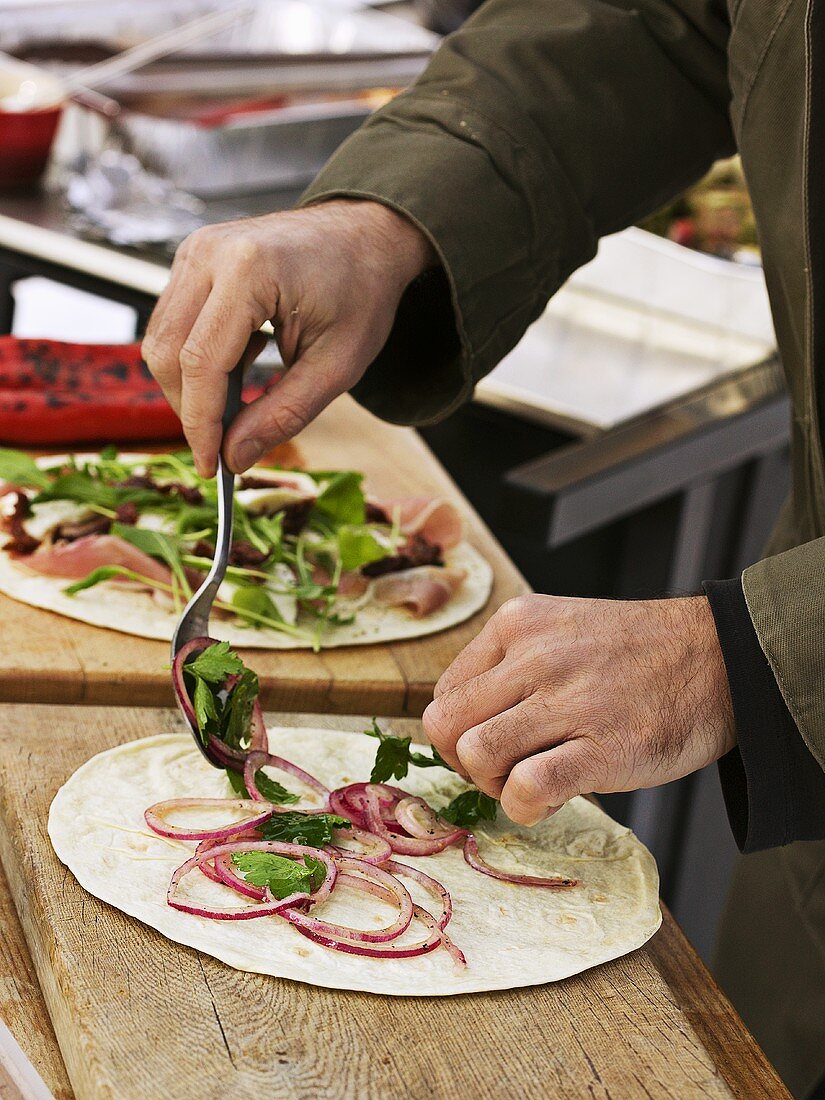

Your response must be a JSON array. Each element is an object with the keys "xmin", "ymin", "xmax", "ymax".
[
  {"xmin": 230, "ymin": 852, "xmax": 322, "ymax": 899},
  {"xmin": 336, "ymin": 525, "xmax": 388, "ymax": 572},
  {"xmin": 312, "ymin": 471, "xmax": 365, "ymax": 527},
  {"xmin": 224, "ymin": 767, "xmax": 300, "ymax": 804},
  {"xmin": 192, "ymin": 677, "xmax": 219, "ymax": 732},
  {"xmin": 220, "ymin": 668, "xmax": 260, "ymax": 750},
  {"xmin": 363, "ymin": 719, "xmax": 453, "ymax": 782},
  {"xmin": 258, "ymin": 811, "xmax": 351, "ymax": 846},
  {"xmin": 0, "ymin": 449, "xmax": 50, "ymax": 490},
  {"xmin": 231, "ymin": 585, "xmax": 283, "ymax": 626},
  {"xmin": 64, "ymin": 565, "xmax": 170, "ymax": 595},
  {"xmin": 34, "ymin": 470, "xmax": 120, "ymax": 509},
  {"xmin": 440, "ymin": 789, "xmax": 498, "ymax": 828},
  {"xmin": 112, "ymin": 522, "xmax": 189, "ymax": 593},
  {"xmin": 185, "ymin": 640, "xmax": 244, "ymax": 684}
]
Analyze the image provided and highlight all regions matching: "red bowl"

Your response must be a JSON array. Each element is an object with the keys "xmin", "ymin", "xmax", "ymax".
[{"xmin": 0, "ymin": 104, "xmax": 63, "ymax": 191}]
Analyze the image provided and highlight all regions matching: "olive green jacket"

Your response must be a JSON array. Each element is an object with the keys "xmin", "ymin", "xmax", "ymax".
[{"xmin": 304, "ymin": 0, "xmax": 825, "ymax": 1091}]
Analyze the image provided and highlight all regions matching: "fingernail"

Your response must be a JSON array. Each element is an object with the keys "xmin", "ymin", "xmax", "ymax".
[{"xmin": 233, "ymin": 438, "xmax": 264, "ymax": 471}]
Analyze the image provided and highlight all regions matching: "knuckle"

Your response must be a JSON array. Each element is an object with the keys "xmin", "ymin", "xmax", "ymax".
[
  {"xmin": 178, "ymin": 341, "xmax": 213, "ymax": 375},
  {"xmin": 141, "ymin": 335, "xmax": 177, "ymax": 376},
  {"xmin": 267, "ymin": 395, "xmax": 313, "ymax": 440}
]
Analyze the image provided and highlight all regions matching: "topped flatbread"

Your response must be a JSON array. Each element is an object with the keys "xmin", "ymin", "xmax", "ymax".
[
  {"xmin": 0, "ymin": 448, "xmax": 492, "ymax": 648},
  {"xmin": 49, "ymin": 724, "xmax": 661, "ymax": 997}
]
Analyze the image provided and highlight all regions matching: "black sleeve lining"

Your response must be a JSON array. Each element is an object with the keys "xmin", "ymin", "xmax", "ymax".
[{"xmin": 704, "ymin": 577, "xmax": 825, "ymax": 852}]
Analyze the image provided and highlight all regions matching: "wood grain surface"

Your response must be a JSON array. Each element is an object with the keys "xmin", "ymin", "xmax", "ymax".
[
  {"xmin": 0, "ymin": 396, "xmax": 526, "ymax": 716},
  {"xmin": 0, "ymin": 863, "xmax": 73, "ymax": 1099},
  {"xmin": 0, "ymin": 705, "xmax": 788, "ymax": 1100}
]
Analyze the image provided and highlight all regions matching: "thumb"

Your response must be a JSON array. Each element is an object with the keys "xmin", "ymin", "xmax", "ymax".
[{"xmin": 222, "ymin": 346, "xmax": 361, "ymax": 473}]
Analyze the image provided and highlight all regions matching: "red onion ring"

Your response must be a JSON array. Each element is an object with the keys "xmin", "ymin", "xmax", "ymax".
[
  {"xmin": 279, "ymin": 857, "xmax": 413, "ymax": 943},
  {"xmin": 384, "ymin": 860, "xmax": 466, "ymax": 967},
  {"xmin": 168, "ymin": 840, "xmax": 337, "ymax": 919},
  {"xmin": 364, "ymin": 787, "xmax": 463, "ymax": 856},
  {"xmin": 242, "ymin": 749, "xmax": 330, "ymax": 805},
  {"xmin": 145, "ymin": 797, "xmax": 274, "ymax": 840},
  {"xmin": 463, "ymin": 835, "xmax": 578, "ymax": 889},
  {"xmin": 171, "ymin": 636, "xmax": 213, "ymax": 731},
  {"xmin": 291, "ymin": 903, "xmax": 443, "ymax": 959},
  {"xmin": 395, "ymin": 796, "xmax": 462, "ymax": 841},
  {"xmin": 324, "ymin": 828, "xmax": 392, "ymax": 865}
]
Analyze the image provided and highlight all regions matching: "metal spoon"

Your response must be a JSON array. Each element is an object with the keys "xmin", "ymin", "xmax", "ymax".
[{"xmin": 171, "ymin": 360, "xmax": 244, "ymax": 768}]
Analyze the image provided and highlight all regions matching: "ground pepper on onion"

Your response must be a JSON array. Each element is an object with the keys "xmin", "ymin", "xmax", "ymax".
[{"xmin": 147, "ymin": 641, "xmax": 579, "ymax": 965}]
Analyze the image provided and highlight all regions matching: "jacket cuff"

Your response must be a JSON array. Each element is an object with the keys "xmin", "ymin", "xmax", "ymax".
[{"xmin": 704, "ymin": 578, "xmax": 825, "ymax": 851}]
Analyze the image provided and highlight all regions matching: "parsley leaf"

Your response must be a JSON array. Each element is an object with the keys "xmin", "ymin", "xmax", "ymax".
[
  {"xmin": 193, "ymin": 676, "xmax": 219, "ymax": 732},
  {"xmin": 440, "ymin": 789, "xmax": 498, "ymax": 829},
  {"xmin": 0, "ymin": 449, "xmax": 50, "ymax": 490},
  {"xmin": 220, "ymin": 668, "xmax": 260, "ymax": 750},
  {"xmin": 312, "ymin": 471, "xmax": 365, "ymax": 527},
  {"xmin": 258, "ymin": 811, "xmax": 351, "ymax": 846},
  {"xmin": 225, "ymin": 767, "xmax": 299, "ymax": 805},
  {"xmin": 231, "ymin": 852, "xmax": 324, "ymax": 898},
  {"xmin": 185, "ymin": 640, "xmax": 244, "ymax": 684},
  {"xmin": 363, "ymin": 719, "xmax": 453, "ymax": 782}
]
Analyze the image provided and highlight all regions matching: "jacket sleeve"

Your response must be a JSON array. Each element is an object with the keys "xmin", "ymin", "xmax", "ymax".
[
  {"xmin": 743, "ymin": 541, "xmax": 825, "ymax": 774},
  {"xmin": 300, "ymin": 0, "xmax": 735, "ymax": 425}
]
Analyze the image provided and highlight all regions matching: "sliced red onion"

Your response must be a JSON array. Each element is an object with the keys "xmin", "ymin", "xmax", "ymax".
[
  {"xmin": 171, "ymin": 636, "xmax": 213, "ymax": 730},
  {"xmin": 463, "ymin": 835, "xmax": 579, "ymax": 889},
  {"xmin": 290, "ymin": 903, "xmax": 443, "ymax": 959},
  {"xmin": 324, "ymin": 828, "xmax": 392, "ymax": 865},
  {"xmin": 249, "ymin": 698, "xmax": 268, "ymax": 752},
  {"xmin": 382, "ymin": 859, "xmax": 453, "ymax": 930},
  {"xmin": 364, "ymin": 787, "xmax": 463, "ymax": 856},
  {"xmin": 279, "ymin": 857, "xmax": 413, "ymax": 943},
  {"xmin": 395, "ymin": 796, "xmax": 463, "ymax": 842},
  {"xmin": 168, "ymin": 840, "xmax": 337, "ymax": 919},
  {"xmin": 145, "ymin": 797, "xmax": 274, "ymax": 840},
  {"xmin": 242, "ymin": 749, "xmax": 330, "ymax": 806}
]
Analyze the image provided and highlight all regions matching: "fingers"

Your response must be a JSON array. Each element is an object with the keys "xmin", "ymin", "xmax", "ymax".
[
  {"xmin": 222, "ymin": 340, "xmax": 355, "ymax": 473},
  {"xmin": 422, "ymin": 662, "xmax": 524, "ymax": 774},
  {"xmin": 432, "ymin": 615, "xmax": 507, "ymax": 703},
  {"xmin": 142, "ymin": 260, "xmax": 211, "ymax": 415},
  {"xmin": 454, "ymin": 696, "xmax": 572, "ymax": 797},
  {"xmin": 176, "ymin": 279, "xmax": 271, "ymax": 477},
  {"xmin": 500, "ymin": 739, "xmax": 601, "ymax": 826}
]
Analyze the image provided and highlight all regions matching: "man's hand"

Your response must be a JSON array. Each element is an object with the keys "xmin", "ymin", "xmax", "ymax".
[
  {"xmin": 142, "ymin": 200, "xmax": 435, "ymax": 477},
  {"xmin": 423, "ymin": 594, "xmax": 735, "ymax": 826}
]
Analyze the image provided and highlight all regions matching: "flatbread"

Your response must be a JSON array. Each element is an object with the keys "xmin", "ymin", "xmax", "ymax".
[
  {"xmin": 0, "ymin": 456, "xmax": 493, "ymax": 648},
  {"xmin": 49, "ymin": 726, "xmax": 662, "ymax": 997}
]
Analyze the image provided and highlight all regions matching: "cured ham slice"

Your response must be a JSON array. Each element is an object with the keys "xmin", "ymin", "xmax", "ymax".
[
  {"xmin": 372, "ymin": 566, "xmax": 465, "ymax": 618},
  {"xmin": 22, "ymin": 534, "xmax": 172, "ymax": 588},
  {"xmin": 312, "ymin": 564, "xmax": 370, "ymax": 600},
  {"xmin": 370, "ymin": 497, "xmax": 463, "ymax": 550}
]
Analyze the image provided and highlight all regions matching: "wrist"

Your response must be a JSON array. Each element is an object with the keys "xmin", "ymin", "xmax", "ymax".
[{"xmin": 316, "ymin": 198, "xmax": 437, "ymax": 290}]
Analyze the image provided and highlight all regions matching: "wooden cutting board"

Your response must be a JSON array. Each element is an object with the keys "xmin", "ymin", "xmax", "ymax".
[
  {"xmin": 0, "ymin": 705, "xmax": 788, "ymax": 1100},
  {"xmin": 0, "ymin": 395, "xmax": 526, "ymax": 716}
]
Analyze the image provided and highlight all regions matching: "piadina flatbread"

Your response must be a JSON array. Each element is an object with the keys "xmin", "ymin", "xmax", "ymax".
[
  {"xmin": 0, "ymin": 453, "xmax": 493, "ymax": 648},
  {"xmin": 49, "ymin": 726, "xmax": 662, "ymax": 997}
]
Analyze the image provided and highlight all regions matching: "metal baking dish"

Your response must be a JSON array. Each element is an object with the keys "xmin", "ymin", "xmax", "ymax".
[{"xmin": 118, "ymin": 97, "xmax": 376, "ymax": 196}]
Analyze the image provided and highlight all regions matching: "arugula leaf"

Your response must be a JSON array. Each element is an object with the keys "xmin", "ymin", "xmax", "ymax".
[
  {"xmin": 440, "ymin": 789, "xmax": 498, "ymax": 828},
  {"xmin": 231, "ymin": 852, "xmax": 323, "ymax": 898},
  {"xmin": 225, "ymin": 767, "xmax": 299, "ymax": 804},
  {"xmin": 258, "ymin": 811, "xmax": 351, "ymax": 846},
  {"xmin": 0, "ymin": 449, "xmax": 50, "ymax": 490},
  {"xmin": 34, "ymin": 470, "xmax": 120, "ymax": 509},
  {"xmin": 111, "ymin": 522, "xmax": 190, "ymax": 595},
  {"xmin": 336, "ymin": 526, "xmax": 388, "ymax": 572},
  {"xmin": 312, "ymin": 471, "xmax": 365, "ymax": 527},
  {"xmin": 231, "ymin": 585, "xmax": 283, "ymax": 626},
  {"xmin": 64, "ymin": 565, "xmax": 172, "ymax": 595},
  {"xmin": 185, "ymin": 640, "xmax": 244, "ymax": 684},
  {"xmin": 363, "ymin": 719, "xmax": 453, "ymax": 782}
]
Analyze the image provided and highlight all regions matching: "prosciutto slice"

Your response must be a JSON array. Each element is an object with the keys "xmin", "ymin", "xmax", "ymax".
[
  {"xmin": 371, "ymin": 497, "xmax": 463, "ymax": 550},
  {"xmin": 372, "ymin": 566, "xmax": 465, "ymax": 618},
  {"xmin": 21, "ymin": 534, "xmax": 172, "ymax": 587}
]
